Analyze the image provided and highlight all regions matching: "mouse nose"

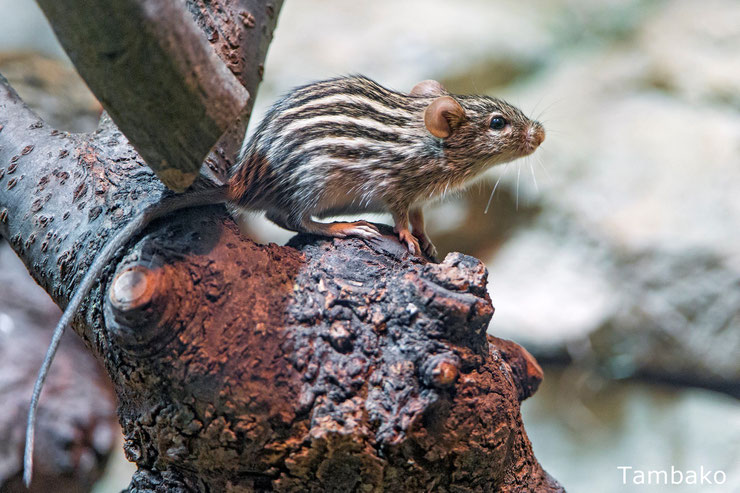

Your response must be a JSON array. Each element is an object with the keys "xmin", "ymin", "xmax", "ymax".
[{"xmin": 529, "ymin": 123, "xmax": 545, "ymax": 148}]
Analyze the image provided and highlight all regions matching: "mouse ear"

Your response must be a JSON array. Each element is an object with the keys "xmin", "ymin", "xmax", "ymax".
[
  {"xmin": 410, "ymin": 79, "xmax": 447, "ymax": 97},
  {"xmin": 424, "ymin": 96, "xmax": 466, "ymax": 139}
]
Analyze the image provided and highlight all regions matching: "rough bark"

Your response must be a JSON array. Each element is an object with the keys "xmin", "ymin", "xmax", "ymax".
[
  {"xmin": 34, "ymin": 0, "xmax": 282, "ymax": 190},
  {"xmin": 0, "ymin": 76, "xmax": 562, "ymax": 491}
]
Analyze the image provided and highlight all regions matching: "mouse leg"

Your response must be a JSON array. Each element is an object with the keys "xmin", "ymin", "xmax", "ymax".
[
  {"xmin": 409, "ymin": 208, "xmax": 437, "ymax": 258},
  {"xmin": 391, "ymin": 208, "xmax": 421, "ymax": 255}
]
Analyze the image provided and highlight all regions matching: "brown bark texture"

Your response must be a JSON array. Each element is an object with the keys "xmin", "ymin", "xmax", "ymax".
[
  {"xmin": 0, "ymin": 76, "xmax": 562, "ymax": 491},
  {"xmin": 34, "ymin": 0, "xmax": 282, "ymax": 191}
]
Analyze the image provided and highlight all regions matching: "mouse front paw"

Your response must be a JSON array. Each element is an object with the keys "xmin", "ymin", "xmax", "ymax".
[
  {"xmin": 397, "ymin": 229, "xmax": 421, "ymax": 256},
  {"xmin": 411, "ymin": 232, "xmax": 437, "ymax": 259},
  {"xmin": 420, "ymin": 238, "xmax": 438, "ymax": 259}
]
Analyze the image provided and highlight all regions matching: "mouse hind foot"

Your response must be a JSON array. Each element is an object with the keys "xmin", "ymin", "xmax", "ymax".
[
  {"xmin": 265, "ymin": 210, "xmax": 381, "ymax": 243},
  {"xmin": 301, "ymin": 218, "xmax": 381, "ymax": 239}
]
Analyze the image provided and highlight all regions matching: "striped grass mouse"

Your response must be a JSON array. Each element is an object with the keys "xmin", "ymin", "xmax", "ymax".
[{"xmin": 24, "ymin": 75, "xmax": 545, "ymax": 485}]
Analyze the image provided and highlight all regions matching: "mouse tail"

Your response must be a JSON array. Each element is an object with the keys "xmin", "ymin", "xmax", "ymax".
[{"xmin": 23, "ymin": 185, "xmax": 228, "ymax": 486}]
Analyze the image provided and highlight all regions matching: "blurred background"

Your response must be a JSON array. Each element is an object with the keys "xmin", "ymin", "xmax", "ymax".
[{"xmin": 1, "ymin": 0, "xmax": 738, "ymax": 491}]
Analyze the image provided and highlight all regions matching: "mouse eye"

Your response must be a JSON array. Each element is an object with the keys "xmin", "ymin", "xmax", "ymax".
[{"xmin": 490, "ymin": 116, "xmax": 507, "ymax": 130}]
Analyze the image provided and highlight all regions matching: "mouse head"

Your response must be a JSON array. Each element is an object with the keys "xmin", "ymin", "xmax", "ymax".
[{"xmin": 411, "ymin": 80, "xmax": 545, "ymax": 166}]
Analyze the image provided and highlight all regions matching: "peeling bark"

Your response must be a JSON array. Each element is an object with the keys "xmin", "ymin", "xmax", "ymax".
[{"xmin": 0, "ymin": 74, "xmax": 562, "ymax": 491}]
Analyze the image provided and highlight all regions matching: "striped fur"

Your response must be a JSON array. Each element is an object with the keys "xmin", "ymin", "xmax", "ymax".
[{"xmin": 228, "ymin": 75, "xmax": 543, "ymax": 230}]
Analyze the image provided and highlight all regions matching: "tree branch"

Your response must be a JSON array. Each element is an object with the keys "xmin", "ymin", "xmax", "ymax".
[{"xmin": 34, "ymin": 0, "xmax": 283, "ymax": 191}]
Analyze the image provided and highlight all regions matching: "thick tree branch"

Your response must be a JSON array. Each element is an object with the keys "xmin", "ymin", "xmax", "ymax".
[
  {"xmin": 0, "ymin": 75, "xmax": 164, "ymax": 322},
  {"xmin": 34, "ymin": 0, "xmax": 283, "ymax": 191},
  {"xmin": 0, "ymin": 76, "xmax": 562, "ymax": 491}
]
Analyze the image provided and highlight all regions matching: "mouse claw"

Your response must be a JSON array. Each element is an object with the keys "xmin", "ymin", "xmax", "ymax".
[
  {"xmin": 422, "ymin": 241, "xmax": 438, "ymax": 259},
  {"xmin": 397, "ymin": 229, "xmax": 421, "ymax": 256},
  {"xmin": 352, "ymin": 220, "xmax": 380, "ymax": 234},
  {"xmin": 412, "ymin": 232, "xmax": 437, "ymax": 259},
  {"xmin": 351, "ymin": 225, "xmax": 382, "ymax": 239}
]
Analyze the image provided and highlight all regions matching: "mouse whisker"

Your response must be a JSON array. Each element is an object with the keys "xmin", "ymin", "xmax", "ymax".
[
  {"xmin": 484, "ymin": 162, "xmax": 511, "ymax": 214},
  {"xmin": 530, "ymin": 93, "xmax": 547, "ymax": 119},
  {"xmin": 535, "ymin": 97, "xmax": 566, "ymax": 122},
  {"xmin": 528, "ymin": 157, "xmax": 539, "ymax": 193},
  {"xmin": 516, "ymin": 162, "xmax": 521, "ymax": 211},
  {"xmin": 534, "ymin": 153, "xmax": 552, "ymax": 180}
]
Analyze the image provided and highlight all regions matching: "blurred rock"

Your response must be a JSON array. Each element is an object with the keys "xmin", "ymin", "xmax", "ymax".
[
  {"xmin": 638, "ymin": 0, "xmax": 740, "ymax": 109},
  {"xmin": 478, "ymin": 0, "xmax": 740, "ymax": 394},
  {"xmin": 260, "ymin": 0, "xmax": 552, "ymax": 95},
  {"xmin": 0, "ymin": 243, "xmax": 118, "ymax": 493},
  {"xmin": 0, "ymin": 52, "xmax": 100, "ymax": 133},
  {"xmin": 590, "ymin": 248, "xmax": 740, "ymax": 394},
  {"xmin": 0, "ymin": 0, "xmax": 67, "ymax": 60},
  {"xmin": 522, "ymin": 367, "xmax": 740, "ymax": 493},
  {"xmin": 486, "ymin": 213, "xmax": 617, "ymax": 349},
  {"xmin": 488, "ymin": 214, "xmax": 740, "ymax": 395}
]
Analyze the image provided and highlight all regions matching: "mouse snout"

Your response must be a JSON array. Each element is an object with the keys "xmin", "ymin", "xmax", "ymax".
[{"xmin": 523, "ymin": 122, "xmax": 545, "ymax": 154}]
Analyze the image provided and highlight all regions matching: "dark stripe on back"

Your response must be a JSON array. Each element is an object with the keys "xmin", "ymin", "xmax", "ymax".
[
  {"xmin": 322, "ymin": 144, "xmax": 407, "ymax": 165},
  {"xmin": 287, "ymin": 77, "xmax": 410, "ymax": 113},
  {"xmin": 271, "ymin": 100, "xmax": 415, "ymax": 129},
  {"xmin": 268, "ymin": 121, "xmax": 417, "ymax": 168}
]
